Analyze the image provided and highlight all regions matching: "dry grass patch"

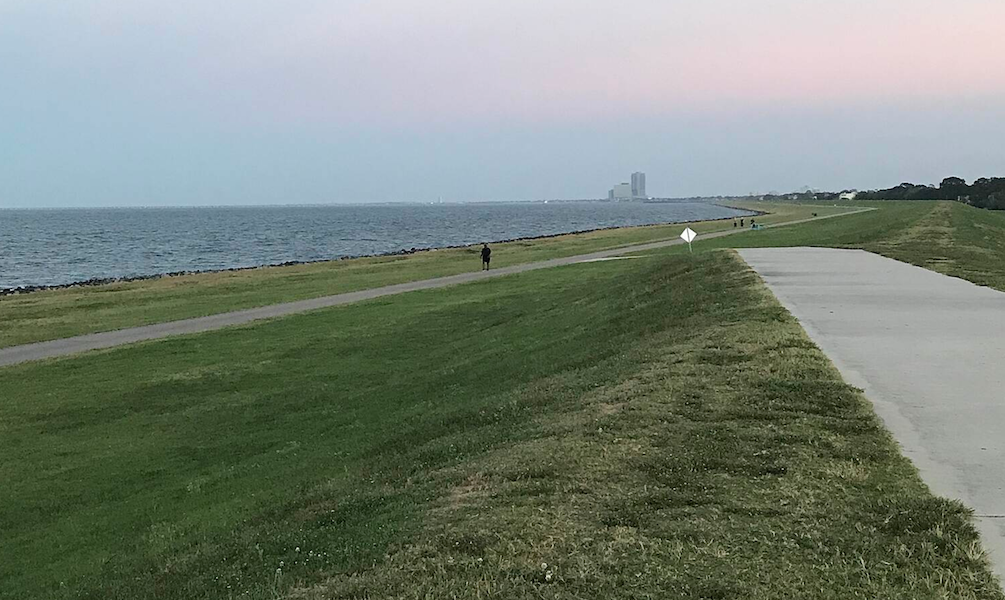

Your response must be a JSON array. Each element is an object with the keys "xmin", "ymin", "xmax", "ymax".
[
  {"xmin": 5, "ymin": 246, "xmax": 999, "ymax": 598},
  {"xmin": 287, "ymin": 252, "xmax": 1001, "ymax": 600}
]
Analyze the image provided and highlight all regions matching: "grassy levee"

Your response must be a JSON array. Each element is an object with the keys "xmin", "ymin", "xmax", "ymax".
[
  {"xmin": 640, "ymin": 200, "xmax": 1005, "ymax": 292},
  {"xmin": 0, "ymin": 203, "xmax": 850, "ymax": 348},
  {"xmin": 2, "ymin": 251, "xmax": 1000, "ymax": 599},
  {"xmin": 863, "ymin": 201, "xmax": 1005, "ymax": 291}
]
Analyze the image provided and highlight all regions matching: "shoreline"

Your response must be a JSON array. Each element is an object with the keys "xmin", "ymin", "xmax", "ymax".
[{"xmin": 1, "ymin": 207, "xmax": 760, "ymax": 297}]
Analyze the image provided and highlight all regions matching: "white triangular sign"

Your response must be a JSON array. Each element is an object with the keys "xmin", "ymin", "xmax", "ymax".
[{"xmin": 680, "ymin": 227, "xmax": 697, "ymax": 243}]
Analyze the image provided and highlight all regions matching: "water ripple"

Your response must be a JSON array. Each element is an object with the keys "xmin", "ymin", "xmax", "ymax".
[{"xmin": 0, "ymin": 202, "xmax": 752, "ymax": 289}]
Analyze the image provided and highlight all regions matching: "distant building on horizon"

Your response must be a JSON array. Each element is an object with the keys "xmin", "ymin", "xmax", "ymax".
[
  {"xmin": 612, "ymin": 182, "xmax": 633, "ymax": 200},
  {"xmin": 608, "ymin": 171, "xmax": 647, "ymax": 200},
  {"xmin": 631, "ymin": 172, "xmax": 646, "ymax": 199}
]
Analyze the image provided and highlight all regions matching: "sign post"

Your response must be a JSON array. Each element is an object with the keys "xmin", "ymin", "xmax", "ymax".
[{"xmin": 680, "ymin": 227, "xmax": 697, "ymax": 253}]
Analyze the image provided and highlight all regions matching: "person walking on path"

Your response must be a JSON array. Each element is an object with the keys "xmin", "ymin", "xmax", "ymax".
[{"xmin": 481, "ymin": 243, "xmax": 492, "ymax": 270}]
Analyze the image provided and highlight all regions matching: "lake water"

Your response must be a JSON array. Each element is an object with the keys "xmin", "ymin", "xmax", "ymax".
[{"xmin": 0, "ymin": 201, "xmax": 752, "ymax": 289}]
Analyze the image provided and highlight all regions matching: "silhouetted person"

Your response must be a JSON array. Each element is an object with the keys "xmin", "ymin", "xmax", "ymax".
[
  {"xmin": 481, "ymin": 243, "xmax": 491, "ymax": 270},
  {"xmin": 740, "ymin": 218, "xmax": 744, "ymax": 227},
  {"xmin": 750, "ymin": 218, "xmax": 756, "ymax": 229},
  {"xmin": 733, "ymin": 219, "xmax": 737, "ymax": 228}
]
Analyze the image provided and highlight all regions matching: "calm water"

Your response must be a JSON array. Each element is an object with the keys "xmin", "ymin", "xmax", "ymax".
[{"xmin": 0, "ymin": 202, "xmax": 752, "ymax": 289}]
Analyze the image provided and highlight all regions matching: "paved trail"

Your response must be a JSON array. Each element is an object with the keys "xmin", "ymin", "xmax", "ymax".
[
  {"xmin": 0, "ymin": 209, "xmax": 868, "ymax": 368},
  {"xmin": 740, "ymin": 247, "xmax": 1005, "ymax": 580}
]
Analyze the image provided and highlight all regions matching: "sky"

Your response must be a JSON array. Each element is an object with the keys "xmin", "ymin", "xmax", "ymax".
[{"xmin": 2, "ymin": 0, "xmax": 1004, "ymax": 207}]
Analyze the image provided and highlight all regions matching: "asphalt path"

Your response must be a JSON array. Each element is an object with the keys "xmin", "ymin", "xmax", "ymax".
[
  {"xmin": 0, "ymin": 208, "xmax": 869, "ymax": 368},
  {"xmin": 739, "ymin": 247, "xmax": 1005, "ymax": 580}
]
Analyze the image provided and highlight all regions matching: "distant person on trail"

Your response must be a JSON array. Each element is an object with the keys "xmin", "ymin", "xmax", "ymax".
[
  {"xmin": 740, "ymin": 218, "xmax": 744, "ymax": 227},
  {"xmin": 733, "ymin": 219, "xmax": 737, "ymax": 228},
  {"xmin": 481, "ymin": 243, "xmax": 491, "ymax": 270}
]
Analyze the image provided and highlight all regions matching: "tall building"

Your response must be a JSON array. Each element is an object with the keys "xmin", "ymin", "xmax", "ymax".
[
  {"xmin": 631, "ymin": 172, "xmax": 646, "ymax": 199},
  {"xmin": 607, "ymin": 171, "xmax": 648, "ymax": 200}
]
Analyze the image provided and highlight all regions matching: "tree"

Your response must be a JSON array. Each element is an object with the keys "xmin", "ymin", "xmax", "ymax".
[{"xmin": 940, "ymin": 177, "xmax": 967, "ymax": 199}]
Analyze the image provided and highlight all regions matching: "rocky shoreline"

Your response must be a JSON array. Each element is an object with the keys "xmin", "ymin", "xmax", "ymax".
[{"xmin": 2, "ymin": 207, "xmax": 761, "ymax": 297}]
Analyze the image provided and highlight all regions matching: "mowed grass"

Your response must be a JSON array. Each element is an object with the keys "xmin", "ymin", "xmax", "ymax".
[
  {"xmin": 642, "ymin": 200, "xmax": 1005, "ymax": 292},
  {"xmin": 863, "ymin": 201, "xmax": 1005, "ymax": 291},
  {"xmin": 2, "ymin": 251, "xmax": 1000, "ymax": 599},
  {"xmin": 633, "ymin": 200, "xmax": 931, "ymax": 257},
  {"xmin": 0, "ymin": 203, "xmax": 851, "ymax": 348}
]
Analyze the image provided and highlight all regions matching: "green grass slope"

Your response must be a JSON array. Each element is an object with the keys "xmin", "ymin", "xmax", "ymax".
[
  {"xmin": 863, "ymin": 201, "xmax": 1005, "ymax": 291},
  {"xmin": 2, "ymin": 251, "xmax": 999, "ymax": 599},
  {"xmin": 0, "ymin": 203, "xmax": 848, "ymax": 348},
  {"xmin": 644, "ymin": 201, "xmax": 1005, "ymax": 293}
]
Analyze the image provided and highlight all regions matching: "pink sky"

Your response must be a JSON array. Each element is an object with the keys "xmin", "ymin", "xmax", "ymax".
[
  {"xmin": 2, "ymin": 0, "xmax": 1004, "ymax": 205},
  {"xmin": 12, "ymin": 0, "xmax": 1003, "ymax": 124},
  {"xmin": 186, "ymin": 0, "xmax": 1005, "ymax": 125}
]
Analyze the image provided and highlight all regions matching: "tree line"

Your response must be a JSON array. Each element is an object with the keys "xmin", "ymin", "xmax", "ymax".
[{"xmin": 856, "ymin": 177, "xmax": 1005, "ymax": 210}]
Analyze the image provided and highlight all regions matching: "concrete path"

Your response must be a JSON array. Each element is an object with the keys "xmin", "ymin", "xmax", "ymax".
[
  {"xmin": 0, "ymin": 209, "xmax": 868, "ymax": 368},
  {"xmin": 739, "ymin": 247, "xmax": 1005, "ymax": 580}
]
